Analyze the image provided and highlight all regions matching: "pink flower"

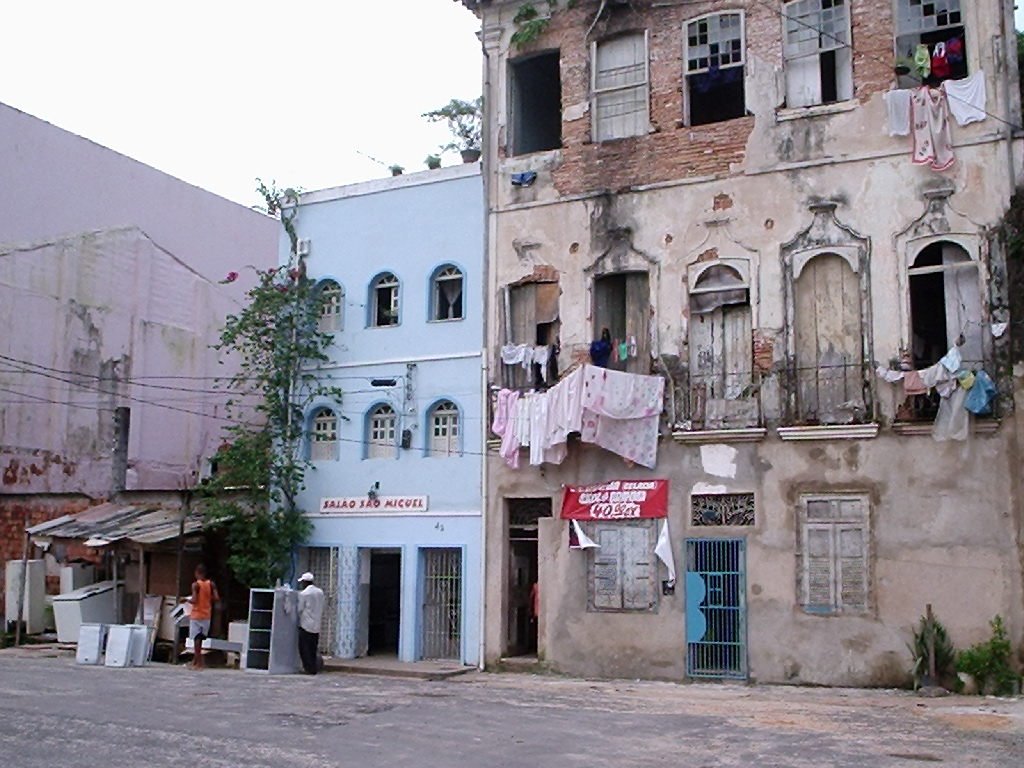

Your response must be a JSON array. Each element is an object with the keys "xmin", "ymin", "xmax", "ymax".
[{"xmin": 222, "ymin": 271, "xmax": 239, "ymax": 284}]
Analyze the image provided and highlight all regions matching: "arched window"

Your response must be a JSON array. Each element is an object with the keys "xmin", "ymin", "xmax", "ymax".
[
  {"xmin": 310, "ymin": 408, "xmax": 338, "ymax": 461},
  {"xmin": 909, "ymin": 241, "xmax": 981, "ymax": 368},
  {"xmin": 317, "ymin": 280, "xmax": 344, "ymax": 333},
  {"xmin": 794, "ymin": 253, "xmax": 864, "ymax": 423},
  {"xmin": 367, "ymin": 404, "xmax": 397, "ymax": 459},
  {"xmin": 370, "ymin": 272, "xmax": 400, "ymax": 327},
  {"xmin": 432, "ymin": 265, "xmax": 464, "ymax": 321},
  {"xmin": 428, "ymin": 400, "xmax": 460, "ymax": 457}
]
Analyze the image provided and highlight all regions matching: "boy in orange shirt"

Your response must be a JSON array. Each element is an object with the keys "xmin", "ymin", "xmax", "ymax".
[{"xmin": 187, "ymin": 564, "xmax": 219, "ymax": 670}]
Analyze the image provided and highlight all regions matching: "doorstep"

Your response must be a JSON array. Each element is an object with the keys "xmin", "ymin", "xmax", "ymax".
[{"xmin": 321, "ymin": 656, "xmax": 475, "ymax": 681}]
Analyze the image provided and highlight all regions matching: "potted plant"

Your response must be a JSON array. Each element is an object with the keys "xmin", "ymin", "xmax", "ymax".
[
  {"xmin": 425, "ymin": 154, "xmax": 442, "ymax": 170},
  {"xmin": 388, "ymin": 164, "xmax": 404, "ymax": 177},
  {"xmin": 423, "ymin": 97, "xmax": 483, "ymax": 163},
  {"xmin": 894, "ymin": 56, "xmax": 913, "ymax": 76}
]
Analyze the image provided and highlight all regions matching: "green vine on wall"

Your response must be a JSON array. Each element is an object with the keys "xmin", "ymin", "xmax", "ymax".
[{"xmin": 511, "ymin": 0, "xmax": 577, "ymax": 49}]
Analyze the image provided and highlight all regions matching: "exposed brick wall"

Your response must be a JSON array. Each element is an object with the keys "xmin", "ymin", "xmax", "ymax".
[
  {"xmin": 0, "ymin": 496, "xmax": 94, "ymax": 617},
  {"xmin": 505, "ymin": 0, "xmax": 896, "ymax": 196}
]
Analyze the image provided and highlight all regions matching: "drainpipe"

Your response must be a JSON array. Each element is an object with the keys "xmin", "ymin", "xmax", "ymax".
[
  {"xmin": 996, "ymin": 2, "xmax": 1017, "ymax": 194},
  {"xmin": 477, "ymin": 23, "xmax": 495, "ymax": 673},
  {"xmin": 13, "ymin": 514, "xmax": 30, "ymax": 647}
]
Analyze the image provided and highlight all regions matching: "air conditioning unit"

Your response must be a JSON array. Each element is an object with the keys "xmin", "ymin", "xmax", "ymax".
[{"xmin": 297, "ymin": 238, "xmax": 312, "ymax": 257}]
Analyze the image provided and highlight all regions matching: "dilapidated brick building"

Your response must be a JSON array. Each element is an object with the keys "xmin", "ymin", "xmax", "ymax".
[{"xmin": 459, "ymin": 0, "xmax": 1024, "ymax": 684}]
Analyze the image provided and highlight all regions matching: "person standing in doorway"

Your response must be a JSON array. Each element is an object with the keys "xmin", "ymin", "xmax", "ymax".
[
  {"xmin": 188, "ymin": 564, "xmax": 219, "ymax": 670},
  {"xmin": 297, "ymin": 572, "xmax": 325, "ymax": 675}
]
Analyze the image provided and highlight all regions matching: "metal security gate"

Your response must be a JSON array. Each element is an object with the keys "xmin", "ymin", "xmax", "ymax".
[
  {"xmin": 304, "ymin": 547, "xmax": 338, "ymax": 656},
  {"xmin": 685, "ymin": 538, "xmax": 747, "ymax": 679},
  {"xmin": 421, "ymin": 548, "xmax": 462, "ymax": 660}
]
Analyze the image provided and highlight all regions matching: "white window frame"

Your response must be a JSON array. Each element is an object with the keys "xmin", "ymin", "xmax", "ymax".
[
  {"xmin": 317, "ymin": 280, "xmax": 344, "ymax": 333},
  {"xmin": 311, "ymin": 409, "xmax": 338, "ymax": 461},
  {"xmin": 428, "ymin": 400, "xmax": 460, "ymax": 457},
  {"xmin": 432, "ymin": 265, "xmax": 464, "ymax": 322},
  {"xmin": 591, "ymin": 31, "xmax": 651, "ymax": 142},
  {"xmin": 684, "ymin": 11, "xmax": 746, "ymax": 76},
  {"xmin": 683, "ymin": 11, "xmax": 746, "ymax": 125},
  {"xmin": 782, "ymin": 0, "xmax": 853, "ymax": 108},
  {"xmin": 371, "ymin": 272, "xmax": 400, "ymax": 328},
  {"xmin": 367, "ymin": 404, "xmax": 397, "ymax": 459},
  {"xmin": 798, "ymin": 494, "xmax": 869, "ymax": 615}
]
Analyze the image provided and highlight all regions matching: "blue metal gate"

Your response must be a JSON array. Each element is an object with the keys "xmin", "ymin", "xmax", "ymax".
[{"xmin": 685, "ymin": 538, "xmax": 747, "ymax": 679}]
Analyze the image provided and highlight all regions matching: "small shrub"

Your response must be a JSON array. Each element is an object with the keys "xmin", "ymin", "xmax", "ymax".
[
  {"xmin": 909, "ymin": 611, "xmax": 957, "ymax": 690},
  {"xmin": 956, "ymin": 616, "xmax": 1019, "ymax": 696}
]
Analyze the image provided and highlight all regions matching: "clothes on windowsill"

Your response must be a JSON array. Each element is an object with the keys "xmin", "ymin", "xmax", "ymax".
[
  {"xmin": 942, "ymin": 71, "xmax": 987, "ymax": 126},
  {"xmin": 511, "ymin": 171, "xmax": 538, "ymax": 187},
  {"xmin": 490, "ymin": 364, "xmax": 665, "ymax": 469},
  {"xmin": 911, "ymin": 86, "xmax": 955, "ymax": 172},
  {"xmin": 913, "ymin": 44, "xmax": 932, "ymax": 79},
  {"xmin": 932, "ymin": 385, "xmax": 969, "ymax": 441},
  {"xmin": 903, "ymin": 369, "xmax": 928, "ymax": 396},
  {"xmin": 501, "ymin": 343, "xmax": 536, "ymax": 371},
  {"xmin": 939, "ymin": 346, "xmax": 962, "ymax": 373},
  {"xmin": 875, "ymin": 365, "xmax": 905, "ymax": 384},
  {"xmin": 964, "ymin": 370, "xmax": 996, "ymax": 415},
  {"xmin": 533, "ymin": 345, "xmax": 552, "ymax": 382},
  {"xmin": 930, "ymin": 41, "xmax": 951, "ymax": 81}
]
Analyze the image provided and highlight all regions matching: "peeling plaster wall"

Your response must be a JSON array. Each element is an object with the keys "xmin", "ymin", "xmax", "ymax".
[
  {"xmin": 475, "ymin": 0, "xmax": 1024, "ymax": 684},
  {"xmin": 0, "ymin": 228, "xmax": 236, "ymax": 495},
  {"xmin": 0, "ymin": 103, "xmax": 278, "ymax": 502}
]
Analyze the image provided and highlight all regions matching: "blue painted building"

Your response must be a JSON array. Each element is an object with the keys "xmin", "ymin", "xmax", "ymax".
[{"xmin": 288, "ymin": 164, "xmax": 484, "ymax": 666}]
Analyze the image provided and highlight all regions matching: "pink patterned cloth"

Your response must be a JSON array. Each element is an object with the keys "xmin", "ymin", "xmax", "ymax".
[
  {"xmin": 579, "ymin": 365, "xmax": 665, "ymax": 468},
  {"xmin": 911, "ymin": 87, "xmax": 955, "ymax": 172},
  {"xmin": 494, "ymin": 390, "xmax": 521, "ymax": 469}
]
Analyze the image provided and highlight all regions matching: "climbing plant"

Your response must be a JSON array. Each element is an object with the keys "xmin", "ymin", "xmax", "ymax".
[
  {"xmin": 200, "ymin": 180, "xmax": 340, "ymax": 587},
  {"xmin": 511, "ymin": 0, "xmax": 577, "ymax": 49}
]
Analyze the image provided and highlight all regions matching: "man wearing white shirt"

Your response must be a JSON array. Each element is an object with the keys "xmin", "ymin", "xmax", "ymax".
[{"xmin": 296, "ymin": 572, "xmax": 325, "ymax": 674}]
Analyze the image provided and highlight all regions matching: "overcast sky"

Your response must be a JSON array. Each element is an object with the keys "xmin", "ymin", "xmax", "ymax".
[
  {"xmin": 0, "ymin": 1, "xmax": 483, "ymax": 207},
  {"xmin": 2, "ymin": 3, "xmax": 1021, "ymax": 209}
]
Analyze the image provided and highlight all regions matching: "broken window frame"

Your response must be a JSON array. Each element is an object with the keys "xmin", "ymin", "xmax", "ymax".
[
  {"xmin": 907, "ymin": 241, "xmax": 983, "ymax": 368},
  {"xmin": 316, "ymin": 279, "xmax": 344, "ymax": 333},
  {"xmin": 798, "ymin": 495, "xmax": 870, "ymax": 615},
  {"xmin": 691, "ymin": 492, "xmax": 755, "ymax": 526},
  {"xmin": 782, "ymin": 0, "xmax": 854, "ymax": 108},
  {"xmin": 310, "ymin": 407, "xmax": 339, "ymax": 462},
  {"xmin": 502, "ymin": 279, "xmax": 560, "ymax": 389},
  {"xmin": 591, "ymin": 31, "xmax": 651, "ymax": 142},
  {"xmin": 686, "ymin": 262, "xmax": 757, "ymax": 429},
  {"xmin": 369, "ymin": 272, "xmax": 400, "ymax": 328},
  {"xmin": 431, "ymin": 264, "xmax": 465, "ymax": 322},
  {"xmin": 509, "ymin": 49, "xmax": 563, "ymax": 156},
  {"xmin": 427, "ymin": 400, "xmax": 461, "ymax": 457},
  {"xmin": 366, "ymin": 403, "xmax": 398, "ymax": 460},
  {"xmin": 592, "ymin": 271, "xmax": 650, "ymax": 375},
  {"xmin": 586, "ymin": 519, "xmax": 659, "ymax": 613},
  {"xmin": 683, "ymin": 11, "xmax": 746, "ymax": 126},
  {"xmin": 893, "ymin": 0, "xmax": 967, "ymax": 87}
]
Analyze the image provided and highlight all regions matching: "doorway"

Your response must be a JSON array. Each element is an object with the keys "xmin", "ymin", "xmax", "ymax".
[
  {"xmin": 420, "ymin": 548, "xmax": 462, "ymax": 660},
  {"xmin": 506, "ymin": 498, "xmax": 552, "ymax": 657},
  {"xmin": 368, "ymin": 550, "xmax": 401, "ymax": 656},
  {"xmin": 685, "ymin": 538, "xmax": 747, "ymax": 679}
]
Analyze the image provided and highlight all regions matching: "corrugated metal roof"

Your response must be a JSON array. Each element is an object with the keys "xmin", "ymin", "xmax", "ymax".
[{"xmin": 27, "ymin": 502, "xmax": 204, "ymax": 545}]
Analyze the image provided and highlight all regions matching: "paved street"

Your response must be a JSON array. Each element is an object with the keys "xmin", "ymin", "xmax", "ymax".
[{"xmin": 1, "ymin": 653, "xmax": 1023, "ymax": 767}]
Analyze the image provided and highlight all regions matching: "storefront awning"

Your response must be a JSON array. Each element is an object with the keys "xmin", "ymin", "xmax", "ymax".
[{"xmin": 26, "ymin": 502, "xmax": 204, "ymax": 547}]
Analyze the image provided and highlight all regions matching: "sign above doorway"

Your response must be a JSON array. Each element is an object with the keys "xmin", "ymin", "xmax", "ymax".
[
  {"xmin": 561, "ymin": 479, "xmax": 668, "ymax": 520},
  {"xmin": 318, "ymin": 496, "xmax": 429, "ymax": 514}
]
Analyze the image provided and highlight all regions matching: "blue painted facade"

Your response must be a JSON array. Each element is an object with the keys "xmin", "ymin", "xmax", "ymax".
[{"xmin": 287, "ymin": 165, "xmax": 484, "ymax": 665}]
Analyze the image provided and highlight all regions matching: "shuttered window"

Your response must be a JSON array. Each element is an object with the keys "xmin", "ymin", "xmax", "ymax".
[
  {"xmin": 367, "ymin": 404, "xmax": 397, "ymax": 459},
  {"xmin": 587, "ymin": 520, "xmax": 658, "ymax": 612},
  {"xmin": 794, "ymin": 253, "xmax": 865, "ymax": 424},
  {"xmin": 592, "ymin": 32, "xmax": 650, "ymax": 142},
  {"xmin": 799, "ymin": 496, "xmax": 869, "ymax": 614},
  {"xmin": 310, "ymin": 408, "xmax": 338, "ymax": 461}
]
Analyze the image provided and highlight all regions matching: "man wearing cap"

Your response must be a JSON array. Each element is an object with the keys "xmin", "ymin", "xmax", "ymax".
[{"xmin": 296, "ymin": 572, "xmax": 325, "ymax": 674}]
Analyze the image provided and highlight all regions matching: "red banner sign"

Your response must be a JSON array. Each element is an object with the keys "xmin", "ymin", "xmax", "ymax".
[{"xmin": 561, "ymin": 480, "xmax": 668, "ymax": 521}]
